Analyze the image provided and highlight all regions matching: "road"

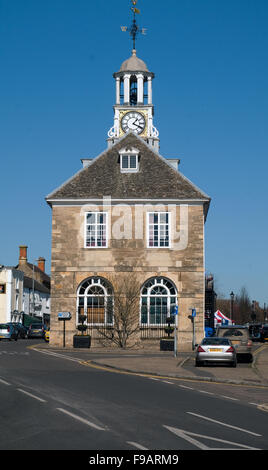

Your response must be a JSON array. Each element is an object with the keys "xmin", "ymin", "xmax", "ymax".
[{"xmin": 0, "ymin": 339, "xmax": 267, "ymax": 453}]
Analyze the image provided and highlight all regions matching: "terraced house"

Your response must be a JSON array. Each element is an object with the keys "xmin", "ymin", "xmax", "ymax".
[{"xmin": 46, "ymin": 42, "xmax": 211, "ymax": 350}]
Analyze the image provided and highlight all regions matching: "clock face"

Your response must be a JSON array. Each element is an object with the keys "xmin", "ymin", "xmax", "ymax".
[{"xmin": 121, "ymin": 111, "xmax": 146, "ymax": 135}]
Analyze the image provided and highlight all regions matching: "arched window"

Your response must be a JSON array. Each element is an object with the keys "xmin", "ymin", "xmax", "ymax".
[
  {"xmin": 140, "ymin": 277, "xmax": 177, "ymax": 325},
  {"xmin": 77, "ymin": 277, "xmax": 113, "ymax": 325}
]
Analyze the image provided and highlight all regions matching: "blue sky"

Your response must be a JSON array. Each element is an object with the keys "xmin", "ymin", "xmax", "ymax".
[{"xmin": 0, "ymin": 0, "xmax": 267, "ymax": 305}]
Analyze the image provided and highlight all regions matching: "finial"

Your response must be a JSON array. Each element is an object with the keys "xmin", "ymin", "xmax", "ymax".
[{"xmin": 121, "ymin": 0, "xmax": 147, "ymax": 51}]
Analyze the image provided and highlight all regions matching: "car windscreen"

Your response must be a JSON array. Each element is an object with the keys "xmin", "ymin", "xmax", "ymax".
[
  {"xmin": 202, "ymin": 338, "xmax": 230, "ymax": 346},
  {"xmin": 30, "ymin": 324, "xmax": 43, "ymax": 329},
  {"xmin": 0, "ymin": 324, "xmax": 9, "ymax": 330},
  {"xmin": 219, "ymin": 329, "xmax": 248, "ymax": 338}
]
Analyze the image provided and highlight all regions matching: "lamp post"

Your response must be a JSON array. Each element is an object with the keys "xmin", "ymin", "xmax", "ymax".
[
  {"xmin": 251, "ymin": 300, "xmax": 256, "ymax": 322},
  {"xmin": 264, "ymin": 303, "xmax": 267, "ymax": 323},
  {"xmin": 230, "ymin": 291, "xmax": 234, "ymax": 322}
]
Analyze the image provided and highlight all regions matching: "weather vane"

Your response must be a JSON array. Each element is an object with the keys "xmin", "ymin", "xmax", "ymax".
[{"xmin": 121, "ymin": 0, "xmax": 147, "ymax": 50}]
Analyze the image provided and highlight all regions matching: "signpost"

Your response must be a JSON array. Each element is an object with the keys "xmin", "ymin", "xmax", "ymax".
[
  {"xmin": 174, "ymin": 305, "xmax": 178, "ymax": 357},
  {"xmin": 58, "ymin": 312, "xmax": 72, "ymax": 348},
  {"xmin": 191, "ymin": 308, "xmax": 196, "ymax": 351}
]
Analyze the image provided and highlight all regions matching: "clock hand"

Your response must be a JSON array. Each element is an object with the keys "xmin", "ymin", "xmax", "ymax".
[{"xmin": 133, "ymin": 119, "xmax": 143, "ymax": 130}]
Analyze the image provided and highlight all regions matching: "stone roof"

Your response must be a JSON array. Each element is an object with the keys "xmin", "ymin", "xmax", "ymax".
[
  {"xmin": 16, "ymin": 262, "xmax": 50, "ymax": 290},
  {"xmin": 46, "ymin": 132, "xmax": 211, "ymax": 218},
  {"xmin": 24, "ymin": 275, "xmax": 50, "ymax": 295}
]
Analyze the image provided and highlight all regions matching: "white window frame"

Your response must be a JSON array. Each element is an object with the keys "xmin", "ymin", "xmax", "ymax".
[
  {"xmin": 119, "ymin": 147, "xmax": 139, "ymax": 173},
  {"xmin": 84, "ymin": 212, "xmax": 108, "ymax": 249},
  {"xmin": 147, "ymin": 212, "xmax": 171, "ymax": 248},
  {"xmin": 77, "ymin": 277, "xmax": 114, "ymax": 326},
  {"xmin": 140, "ymin": 277, "xmax": 178, "ymax": 326}
]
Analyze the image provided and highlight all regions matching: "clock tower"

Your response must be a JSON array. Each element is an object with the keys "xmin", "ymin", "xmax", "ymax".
[{"xmin": 107, "ymin": 4, "xmax": 159, "ymax": 151}]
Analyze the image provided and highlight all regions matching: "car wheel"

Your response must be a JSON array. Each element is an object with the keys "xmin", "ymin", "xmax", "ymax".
[{"xmin": 195, "ymin": 360, "xmax": 202, "ymax": 367}]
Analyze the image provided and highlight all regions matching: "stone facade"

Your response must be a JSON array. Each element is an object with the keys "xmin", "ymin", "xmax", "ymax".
[{"xmin": 49, "ymin": 201, "xmax": 206, "ymax": 351}]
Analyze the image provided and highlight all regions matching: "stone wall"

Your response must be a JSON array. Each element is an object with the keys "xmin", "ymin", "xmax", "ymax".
[{"xmin": 49, "ymin": 203, "xmax": 205, "ymax": 351}]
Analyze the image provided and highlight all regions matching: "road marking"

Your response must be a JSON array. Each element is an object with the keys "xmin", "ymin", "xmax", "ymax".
[
  {"xmin": 187, "ymin": 412, "xmax": 262, "ymax": 437},
  {"xmin": 17, "ymin": 388, "xmax": 47, "ymax": 403},
  {"xmin": 127, "ymin": 441, "xmax": 149, "ymax": 450},
  {"xmin": 164, "ymin": 425, "xmax": 260, "ymax": 450},
  {"xmin": 56, "ymin": 408, "xmax": 106, "ymax": 431},
  {"xmin": 199, "ymin": 390, "xmax": 214, "ymax": 395},
  {"xmin": 150, "ymin": 378, "xmax": 160, "ymax": 381},
  {"xmin": 32, "ymin": 348, "xmax": 82, "ymax": 363},
  {"xmin": 0, "ymin": 378, "xmax": 11, "ymax": 386},
  {"xmin": 178, "ymin": 384, "xmax": 193, "ymax": 390},
  {"xmin": 164, "ymin": 425, "xmax": 209, "ymax": 450},
  {"xmin": 220, "ymin": 395, "xmax": 239, "ymax": 401},
  {"xmin": 163, "ymin": 381, "xmax": 174, "ymax": 385}
]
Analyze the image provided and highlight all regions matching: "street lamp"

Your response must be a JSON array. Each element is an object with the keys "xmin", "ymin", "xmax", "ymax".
[
  {"xmin": 230, "ymin": 291, "xmax": 234, "ymax": 322},
  {"xmin": 251, "ymin": 300, "xmax": 256, "ymax": 322},
  {"xmin": 264, "ymin": 303, "xmax": 267, "ymax": 323}
]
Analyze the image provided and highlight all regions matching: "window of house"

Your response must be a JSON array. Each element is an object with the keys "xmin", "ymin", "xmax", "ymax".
[
  {"xmin": 147, "ymin": 212, "xmax": 171, "ymax": 248},
  {"xmin": 119, "ymin": 147, "xmax": 139, "ymax": 173},
  {"xmin": 140, "ymin": 277, "xmax": 177, "ymax": 325},
  {"xmin": 77, "ymin": 277, "xmax": 113, "ymax": 326},
  {"xmin": 85, "ymin": 212, "xmax": 108, "ymax": 248},
  {"xmin": 120, "ymin": 154, "xmax": 139, "ymax": 172}
]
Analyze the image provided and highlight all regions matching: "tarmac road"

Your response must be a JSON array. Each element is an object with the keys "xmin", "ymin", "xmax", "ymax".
[{"xmin": 0, "ymin": 339, "xmax": 267, "ymax": 453}]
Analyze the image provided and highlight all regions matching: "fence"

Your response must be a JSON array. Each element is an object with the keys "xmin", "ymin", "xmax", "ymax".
[{"xmin": 85, "ymin": 323, "xmax": 174, "ymax": 341}]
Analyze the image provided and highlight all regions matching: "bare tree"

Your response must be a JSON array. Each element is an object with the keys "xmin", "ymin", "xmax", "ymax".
[
  {"xmin": 235, "ymin": 286, "xmax": 251, "ymax": 324},
  {"xmin": 97, "ymin": 273, "xmax": 141, "ymax": 349}
]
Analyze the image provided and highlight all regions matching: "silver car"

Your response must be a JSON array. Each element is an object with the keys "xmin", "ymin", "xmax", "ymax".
[
  {"xmin": 0, "ymin": 323, "xmax": 19, "ymax": 341},
  {"xmin": 195, "ymin": 337, "xmax": 237, "ymax": 367}
]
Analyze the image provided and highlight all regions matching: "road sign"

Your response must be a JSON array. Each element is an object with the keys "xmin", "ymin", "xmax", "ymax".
[
  {"xmin": 191, "ymin": 308, "xmax": 196, "ymax": 317},
  {"xmin": 174, "ymin": 305, "xmax": 178, "ymax": 315},
  {"xmin": 58, "ymin": 312, "xmax": 72, "ymax": 320}
]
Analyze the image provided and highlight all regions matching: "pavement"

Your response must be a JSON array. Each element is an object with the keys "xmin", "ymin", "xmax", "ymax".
[{"xmin": 42, "ymin": 342, "xmax": 268, "ymax": 387}]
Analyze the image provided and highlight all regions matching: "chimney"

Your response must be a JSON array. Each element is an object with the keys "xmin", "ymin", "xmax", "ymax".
[
  {"xmin": 38, "ymin": 257, "xmax": 45, "ymax": 272},
  {"xmin": 19, "ymin": 245, "xmax": 28, "ymax": 264}
]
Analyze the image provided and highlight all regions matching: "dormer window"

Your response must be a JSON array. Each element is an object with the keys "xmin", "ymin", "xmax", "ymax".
[{"xmin": 119, "ymin": 147, "xmax": 139, "ymax": 173}]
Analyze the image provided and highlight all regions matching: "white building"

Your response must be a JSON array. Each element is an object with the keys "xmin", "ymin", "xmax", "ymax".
[
  {"xmin": 0, "ymin": 266, "xmax": 24, "ymax": 323},
  {"xmin": 22, "ymin": 275, "xmax": 50, "ymax": 322},
  {"xmin": 0, "ymin": 246, "xmax": 51, "ymax": 325}
]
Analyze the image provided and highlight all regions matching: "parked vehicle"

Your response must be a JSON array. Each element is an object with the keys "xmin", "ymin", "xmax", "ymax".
[
  {"xmin": 0, "ymin": 323, "xmax": 19, "ymax": 341},
  {"xmin": 44, "ymin": 329, "xmax": 50, "ymax": 343},
  {"xmin": 260, "ymin": 324, "xmax": 268, "ymax": 343},
  {"xmin": 248, "ymin": 323, "xmax": 262, "ymax": 342},
  {"xmin": 216, "ymin": 325, "xmax": 253, "ymax": 362},
  {"xmin": 27, "ymin": 323, "xmax": 46, "ymax": 339},
  {"xmin": 7, "ymin": 322, "xmax": 28, "ymax": 339},
  {"xmin": 195, "ymin": 337, "xmax": 237, "ymax": 367}
]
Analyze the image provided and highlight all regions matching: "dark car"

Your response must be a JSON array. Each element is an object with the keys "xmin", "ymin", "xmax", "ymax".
[
  {"xmin": 260, "ymin": 324, "xmax": 268, "ymax": 343},
  {"xmin": 7, "ymin": 322, "xmax": 28, "ymax": 339},
  {"xmin": 248, "ymin": 323, "xmax": 262, "ymax": 342},
  {"xmin": 27, "ymin": 323, "xmax": 46, "ymax": 339}
]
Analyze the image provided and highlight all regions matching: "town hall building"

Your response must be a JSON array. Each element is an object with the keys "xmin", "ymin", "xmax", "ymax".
[{"xmin": 46, "ymin": 11, "xmax": 211, "ymax": 350}]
